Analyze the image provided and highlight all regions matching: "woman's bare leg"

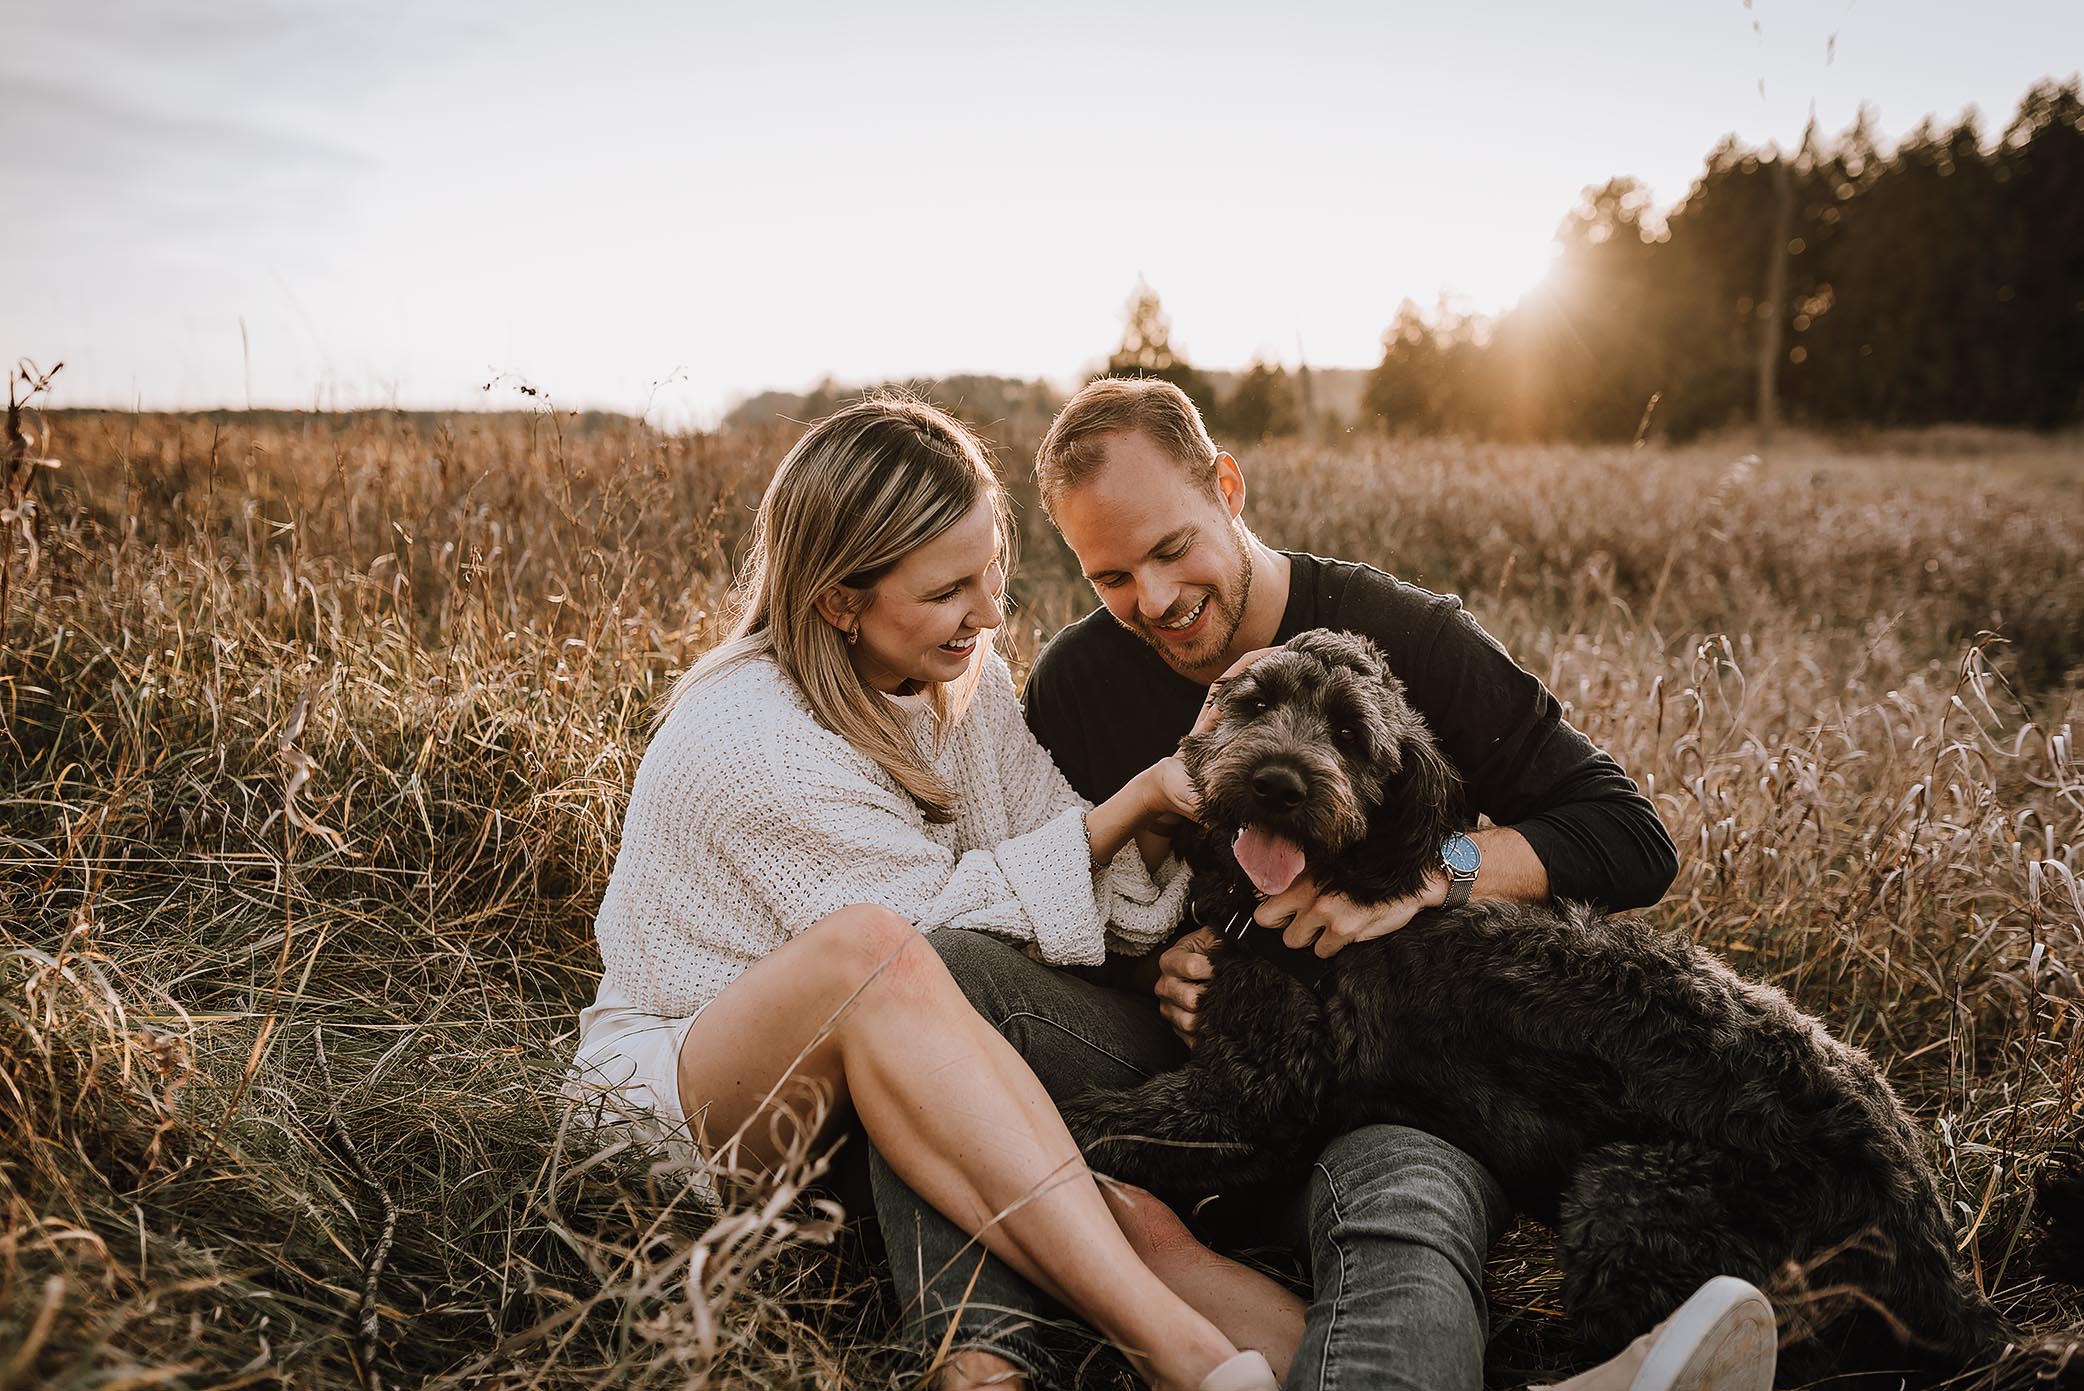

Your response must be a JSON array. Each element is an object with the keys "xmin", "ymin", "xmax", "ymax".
[
  {"xmin": 677, "ymin": 906, "xmax": 1252, "ymax": 1391},
  {"xmin": 915, "ymin": 1187, "xmax": 1305, "ymax": 1390}
]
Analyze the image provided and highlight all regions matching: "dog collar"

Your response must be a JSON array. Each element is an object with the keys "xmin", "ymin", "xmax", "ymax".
[{"xmin": 1200, "ymin": 901, "xmax": 1336, "ymax": 993}]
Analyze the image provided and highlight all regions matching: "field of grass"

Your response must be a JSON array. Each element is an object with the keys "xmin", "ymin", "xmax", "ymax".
[{"xmin": 2, "ymin": 405, "xmax": 2082, "ymax": 1388}]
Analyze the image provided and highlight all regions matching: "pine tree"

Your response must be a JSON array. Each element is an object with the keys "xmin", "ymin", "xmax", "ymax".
[{"xmin": 1104, "ymin": 282, "xmax": 1218, "ymax": 418}]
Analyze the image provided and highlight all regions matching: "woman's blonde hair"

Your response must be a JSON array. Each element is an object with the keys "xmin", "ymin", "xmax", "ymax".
[{"xmin": 662, "ymin": 395, "xmax": 1012, "ymax": 823}]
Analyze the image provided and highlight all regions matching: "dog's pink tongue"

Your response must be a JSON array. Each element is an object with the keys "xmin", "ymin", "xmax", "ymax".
[{"xmin": 1232, "ymin": 826, "xmax": 1306, "ymax": 897}]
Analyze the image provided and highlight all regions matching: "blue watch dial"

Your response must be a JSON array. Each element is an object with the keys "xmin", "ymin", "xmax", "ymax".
[{"xmin": 1441, "ymin": 832, "xmax": 1481, "ymax": 876}]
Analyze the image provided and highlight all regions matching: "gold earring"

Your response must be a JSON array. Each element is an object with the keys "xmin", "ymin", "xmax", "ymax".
[{"xmin": 845, "ymin": 625, "xmax": 859, "ymax": 646}]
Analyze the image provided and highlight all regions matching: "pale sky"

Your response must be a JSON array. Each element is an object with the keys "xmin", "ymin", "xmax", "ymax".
[{"xmin": 6, "ymin": 1, "xmax": 2078, "ymax": 425}]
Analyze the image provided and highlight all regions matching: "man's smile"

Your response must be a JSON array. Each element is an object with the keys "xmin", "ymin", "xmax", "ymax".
[{"xmin": 1151, "ymin": 594, "xmax": 1211, "ymax": 637}]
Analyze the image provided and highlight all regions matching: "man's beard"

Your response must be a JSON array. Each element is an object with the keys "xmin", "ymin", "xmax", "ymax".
[{"xmin": 1119, "ymin": 523, "xmax": 1254, "ymax": 680}]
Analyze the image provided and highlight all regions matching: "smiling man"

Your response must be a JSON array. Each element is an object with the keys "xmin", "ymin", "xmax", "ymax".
[
  {"xmin": 1023, "ymin": 384, "xmax": 1681, "ymax": 947},
  {"xmin": 864, "ymin": 378, "xmax": 1775, "ymax": 1391}
]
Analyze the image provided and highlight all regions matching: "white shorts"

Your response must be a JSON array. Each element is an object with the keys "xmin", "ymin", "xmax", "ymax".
[{"xmin": 568, "ymin": 993, "xmax": 705, "ymax": 1154}]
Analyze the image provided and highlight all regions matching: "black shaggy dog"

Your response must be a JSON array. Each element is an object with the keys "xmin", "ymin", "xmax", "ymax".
[{"xmin": 1061, "ymin": 629, "xmax": 2084, "ymax": 1387}]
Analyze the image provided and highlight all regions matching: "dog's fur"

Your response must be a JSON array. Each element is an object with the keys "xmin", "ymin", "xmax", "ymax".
[{"xmin": 1061, "ymin": 629, "xmax": 2084, "ymax": 1386}]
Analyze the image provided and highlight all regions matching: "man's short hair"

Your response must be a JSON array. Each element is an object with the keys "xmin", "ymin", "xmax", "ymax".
[{"xmin": 1035, "ymin": 376, "xmax": 1220, "ymax": 509}]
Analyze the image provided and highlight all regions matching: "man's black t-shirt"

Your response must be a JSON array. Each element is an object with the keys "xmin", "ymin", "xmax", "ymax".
[{"xmin": 1023, "ymin": 551, "xmax": 1678, "ymax": 912}]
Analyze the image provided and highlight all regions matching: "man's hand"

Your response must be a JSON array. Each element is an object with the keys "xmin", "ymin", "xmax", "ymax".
[
  {"xmin": 1254, "ymin": 873, "xmax": 1447, "ymax": 958},
  {"xmin": 1191, "ymin": 646, "xmax": 1285, "ymax": 736},
  {"xmin": 1154, "ymin": 926, "xmax": 1225, "ymax": 1045}
]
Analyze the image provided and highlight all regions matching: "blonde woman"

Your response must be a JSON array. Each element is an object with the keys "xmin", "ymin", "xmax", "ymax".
[{"xmin": 572, "ymin": 398, "xmax": 1301, "ymax": 1391}]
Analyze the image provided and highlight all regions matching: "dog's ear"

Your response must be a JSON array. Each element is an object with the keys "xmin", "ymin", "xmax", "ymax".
[
  {"xmin": 1395, "ymin": 724, "xmax": 1465, "ymax": 848},
  {"xmin": 1288, "ymin": 628, "xmax": 1388, "ymax": 681},
  {"xmin": 1349, "ymin": 721, "xmax": 1468, "ymax": 899},
  {"xmin": 1365, "ymin": 668, "xmax": 1468, "ymax": 889}
]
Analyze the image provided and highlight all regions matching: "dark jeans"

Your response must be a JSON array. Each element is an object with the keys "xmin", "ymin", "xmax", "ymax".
[{"xmin": 868, "ymin": 928, "xmax": 1512, "ymax": 1390}]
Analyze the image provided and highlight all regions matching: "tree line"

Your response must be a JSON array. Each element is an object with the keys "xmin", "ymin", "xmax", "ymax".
[{"xmin": 1362, "ymin": 79, "xmax": 2084, "ymax": 440}]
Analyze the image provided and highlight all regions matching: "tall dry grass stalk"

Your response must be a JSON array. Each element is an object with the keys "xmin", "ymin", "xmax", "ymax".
[
  {"xmin": 0, "ymin": 407, "xmax": 2079, "ymax": 1386},
  {"xmin": 1, "ymin": 362, "xmax": 64, "ymax": 656}
]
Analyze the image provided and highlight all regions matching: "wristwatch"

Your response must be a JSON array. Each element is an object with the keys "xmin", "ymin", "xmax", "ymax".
[{"xmin": 1439, "ymin": 832, "xmax": 1481, "ymax": 910}]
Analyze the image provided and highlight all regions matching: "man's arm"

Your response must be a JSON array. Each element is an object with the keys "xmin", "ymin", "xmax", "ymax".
[
  {"xmin": 1416, "ymin": 602, "xmax": 1678, "ymax": 910},
  {"xmin": 1258, "ymin": 824, "xmax": 1549, "ymax": 956}
]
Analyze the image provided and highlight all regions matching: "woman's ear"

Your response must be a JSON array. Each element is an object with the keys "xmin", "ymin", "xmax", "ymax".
[{"xmin": 813, "ymin": 584, "xmax": 860, "ymax": 639}]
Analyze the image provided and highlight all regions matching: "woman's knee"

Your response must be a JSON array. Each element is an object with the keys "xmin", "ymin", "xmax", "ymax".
[{"xmin": 803, "ymin": 905, "xmax": 951, "ymax": 1000}]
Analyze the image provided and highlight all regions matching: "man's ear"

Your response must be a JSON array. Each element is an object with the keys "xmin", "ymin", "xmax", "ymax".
[
  {"xmin": 812, "ymin": 583, "xmax": 862, "ymax": 638},
  {"xmin": 1213, "ymin": 452, "xmax": 1246, "ymax": 520}
]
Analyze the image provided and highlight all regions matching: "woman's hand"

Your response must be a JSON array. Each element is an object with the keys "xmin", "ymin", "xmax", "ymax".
[
  {"xmin": 1141, "ymin": 754, "xmax": 1201, "ymax": 831},
  {"xmin": 1128, "ymin": 756, "xmax": 1199, "ymax": 870},
  {"xmin": 1105, "ymin": 645, "xmax": 1286, "ymax": 871}
]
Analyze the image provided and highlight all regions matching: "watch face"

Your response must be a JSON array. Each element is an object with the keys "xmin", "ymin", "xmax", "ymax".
[{"xmin": 1442, "ymin": 833, "xmax": 1480, "ymax": 875}]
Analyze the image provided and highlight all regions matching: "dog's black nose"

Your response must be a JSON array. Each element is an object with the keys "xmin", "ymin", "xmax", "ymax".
[{"xmin": 1250, "ymin": 764, "xmax": 1308, "ymax": 810}]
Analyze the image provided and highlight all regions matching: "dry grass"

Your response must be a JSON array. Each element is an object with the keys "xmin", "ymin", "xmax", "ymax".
[{"xmin": 1, "ymin": 398, "xmax": 2080, "ymax": 1388}]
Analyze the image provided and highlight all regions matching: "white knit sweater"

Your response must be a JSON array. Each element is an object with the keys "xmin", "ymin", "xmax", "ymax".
[{"xmin": 585, "ymin": 648, "xmax": 1191, "ymax": 1024}]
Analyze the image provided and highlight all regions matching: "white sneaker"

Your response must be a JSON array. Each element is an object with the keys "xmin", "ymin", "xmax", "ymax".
[
  {"xmin": 1631, "ymin": 1277, "xmax": 1777, "ymax": 1391},
  {"xmin": 1534, "ymin": 1276, "xmax": 1777, "ymax": 1391},
  {"xmin": 1198, "ymin": 1349, "xmax": 1279, "ymax": 1391}
]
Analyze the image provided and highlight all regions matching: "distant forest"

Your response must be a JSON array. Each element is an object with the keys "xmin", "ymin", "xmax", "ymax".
[
  {"xmin": 733, "ymin": 79, "xmax": 2083, "ymax": 446},
  {"xmin": 1367, "ymin": 78, "xmax": 2084, "ymax": 440}
]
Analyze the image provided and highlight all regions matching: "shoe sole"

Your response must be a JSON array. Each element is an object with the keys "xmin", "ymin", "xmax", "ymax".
[{"xmin": 1629, "ymin": 1276, "xmax": 1778, "ymax": 1391}]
